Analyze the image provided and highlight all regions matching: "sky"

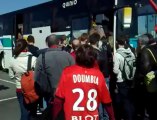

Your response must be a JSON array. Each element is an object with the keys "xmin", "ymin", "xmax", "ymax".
[{"xmin": 0, "ymin": 0, "xmax": 51, "ymax": 15}]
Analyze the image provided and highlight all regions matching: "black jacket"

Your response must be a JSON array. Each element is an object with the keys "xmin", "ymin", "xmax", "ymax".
[
  {"xmin": 94, "ymin": 46, "xmax": 110, "ymax": 78},
  {"xmin": 27, "ymin": 45, "xmax": 39, "ymax": 57},
  {"xmin": 140, "ymin": 44, "xmax": 157, "ymax": 75},
  {"xmin": 135, "ymin": 44, "xmax": 157, "ymax": 86}
]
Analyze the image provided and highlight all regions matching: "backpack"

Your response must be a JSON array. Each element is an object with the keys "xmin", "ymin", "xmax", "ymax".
[
  {"xmin": 34, "ymin": 52, "xmax": 53, "ymax": 97},
  {"xmin": 96, "ymin": 47, "xmax": 110, "ymax": 78},
  {"xmin": 117, "ymin": 51, "xmax": 136, "ymax": 80},
  {"xmin": 144, "ymin": 48, "xmax": 157, "ymax": 93},
  {"xmin": 21, "ymin": 55, "xmax": 39, "ymax": 104}
]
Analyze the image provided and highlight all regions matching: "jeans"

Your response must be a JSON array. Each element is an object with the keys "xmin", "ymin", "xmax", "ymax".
[
  {"xmin": 17, "ymin": 92, "xmax": 39, "ymax": 120},
  {"xmin": 99, "ymin": 104, "xmax": 109, "ymax": 120},
  {"xmin": 105, "ymin": 77, "xmax": 110, "ymax": 88},
  {"xmin": 16, "ymin": 92, "xmax": 29, "ymax": 120},
  {"xmin": 98, "ymin": 77, "xmax": 110, "ymax": 120}
]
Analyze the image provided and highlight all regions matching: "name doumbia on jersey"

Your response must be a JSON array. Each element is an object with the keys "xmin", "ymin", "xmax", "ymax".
[
  {"xmin": 72, "ymin": 114, "xmax": 99, "ymax": 120},
  {"xmin": 73, "ymin": 74, "xmax": 99, "ymax": 85}
]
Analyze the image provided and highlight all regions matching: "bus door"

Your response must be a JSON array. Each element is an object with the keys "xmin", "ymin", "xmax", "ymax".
[
  {"xmin": 71, "ymin": 16, "xmax": 90, "ymax": 39},
  {"xmin": 15, "ymin": 14, "xmax": 24, "ymax": 40},
  {"xmin": 93, "ymin": 13, "xmax": 114, "ymax": 48},
  {"xmin": 94, "ymin": 12, "xmax": 114, "ymax": 34}
]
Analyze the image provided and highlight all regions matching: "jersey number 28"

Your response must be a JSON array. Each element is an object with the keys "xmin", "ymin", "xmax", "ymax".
[{"xmin": 72, "ymin": 88, "xmax": 97, "ymax": 111}]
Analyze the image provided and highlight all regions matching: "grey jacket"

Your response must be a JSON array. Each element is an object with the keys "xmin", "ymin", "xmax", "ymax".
[
  {"xmin": 113, "ymin": 47, "xmax": 135, "ymax": 82},
  {"xmin": 34, "ymin": 48, "xmax": 75, "ymax": 88}
]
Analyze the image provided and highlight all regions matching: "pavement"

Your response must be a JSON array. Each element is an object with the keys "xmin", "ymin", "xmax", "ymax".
[
  {"xmin": 0, "ymin": 71, "xmax": 150, "ymax": 120},
  {"xmin": 0, "ymin": 71, "xmax": 20, "ymax": 120}
]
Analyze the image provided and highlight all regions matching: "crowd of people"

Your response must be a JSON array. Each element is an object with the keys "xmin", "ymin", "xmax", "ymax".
[{"xmin": 8, "ymin": 26, "xmax": 157, "ymax": 120}]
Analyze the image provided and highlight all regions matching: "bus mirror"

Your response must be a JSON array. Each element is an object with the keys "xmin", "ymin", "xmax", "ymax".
[{"xmin": 123, "ymin": 7, "xmax": 132, "ymax": 28}]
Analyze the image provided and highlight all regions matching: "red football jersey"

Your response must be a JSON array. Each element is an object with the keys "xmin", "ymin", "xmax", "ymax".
[{"xmin": 55, "ymin": 65, "xmax": 112, "ymax": 120}]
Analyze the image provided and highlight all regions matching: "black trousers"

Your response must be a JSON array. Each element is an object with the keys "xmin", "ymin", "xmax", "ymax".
[
  {"xmin": 146, "ymin": 92, "xmax": 157, "ymax": 120},
  {"xmin": 134, "ymin": 84, "xmax": 146, "ymax": 120},
  {"xmin": 115, "ymin": 81, "xmax": 135, "ymax": 120}
]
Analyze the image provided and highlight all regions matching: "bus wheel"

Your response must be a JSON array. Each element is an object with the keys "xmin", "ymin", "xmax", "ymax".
[
  {"xmin": 3, "ymin": 68, "xmax": 9, "ymax": 73},
  {"xmin": 0, "ymin": 51, "xmax": 4, "ymax": 70}
]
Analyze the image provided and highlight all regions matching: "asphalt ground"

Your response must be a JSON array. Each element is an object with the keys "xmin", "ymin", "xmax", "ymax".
[
  {"xmin": 0, "ymin": 71, "xmax": 150, "ymax": 120},
  {"xmin": 0, "ymin": 71, "xmax": 20, "ymax": 120}
]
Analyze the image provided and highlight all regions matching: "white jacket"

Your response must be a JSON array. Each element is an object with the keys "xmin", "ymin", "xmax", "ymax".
[
  {"xmin": 113, "ymin": 47, "xmax": 135, "ymax": 82},
  {"xmin": 9, "ymin": 52, "xmax": 36, "ymax": 89}
]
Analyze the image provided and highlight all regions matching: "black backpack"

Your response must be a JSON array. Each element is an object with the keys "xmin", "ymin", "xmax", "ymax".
[{"xmin": 35, "ymin": 52, "xmax": 53, "ymax": 97}]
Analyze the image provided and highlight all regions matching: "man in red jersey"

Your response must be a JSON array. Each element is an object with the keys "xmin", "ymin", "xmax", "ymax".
[{"xmin": 52, "ymin": 44, "xmax": 115, "ymax": 120}]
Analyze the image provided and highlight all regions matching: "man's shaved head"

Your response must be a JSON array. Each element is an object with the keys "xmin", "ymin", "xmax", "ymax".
[{"xmin": 46, "ymin": 34, "xmax": 59, "ymax": 47}]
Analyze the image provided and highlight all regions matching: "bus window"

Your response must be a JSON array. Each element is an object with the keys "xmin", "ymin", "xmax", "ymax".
[
  {"xmin": 138, "ymin": 16, "xmax": 147, "ymax": 35},
  {"xmin": 72, "ymin": 17, "xmax": 89, "ymax": 38},
  {"xmin": 0, "ymin": 22, "xmax": 3, "ymax": 36},
  {"xmin": 138, "ymin": 14, "xmax": 157, "ymax": 36},
  {"xmin": 3, "ymin": 15, "xmax": 14, "ymax": 35},
  {"xmin": 148, "ymin": 14, "xmax": 156, "ymax": 35}
]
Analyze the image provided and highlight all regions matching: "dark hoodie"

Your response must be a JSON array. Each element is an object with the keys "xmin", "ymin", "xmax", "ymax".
[{"xmin": 27, "ymin": 44, "xmax": 39, "ymax": 57}]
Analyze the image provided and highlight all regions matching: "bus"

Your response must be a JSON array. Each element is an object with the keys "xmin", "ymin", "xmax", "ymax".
[
  {"xmin": 0, "ymin": 0, "xmax": 139, "ymax": 71},
  {"xmin": 138, "ymin": 0, "xmax": 157, "ymax": 36}
]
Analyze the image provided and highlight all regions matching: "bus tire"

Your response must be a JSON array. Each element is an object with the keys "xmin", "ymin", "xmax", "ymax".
[
  {"xmin": 3, "ymin": 68, "xmax": 9, "ymax": 73},
  {"xmin": 0, "ymin": 51, "xmax": 4, "ymax": 70}
]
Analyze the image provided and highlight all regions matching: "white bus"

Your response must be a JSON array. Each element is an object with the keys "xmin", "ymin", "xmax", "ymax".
[{"xmin": 0, "ymin": 0, "xmax": 139, "ymax": 71}]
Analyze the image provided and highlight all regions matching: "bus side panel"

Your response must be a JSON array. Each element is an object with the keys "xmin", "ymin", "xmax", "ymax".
[
  {"xmin": 32, "ymin": 26, "xmax": 51, "ymax": 49},
  {"xmin": 0, "ymin": 36, "xmax": 13, "ymax": 70}
]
